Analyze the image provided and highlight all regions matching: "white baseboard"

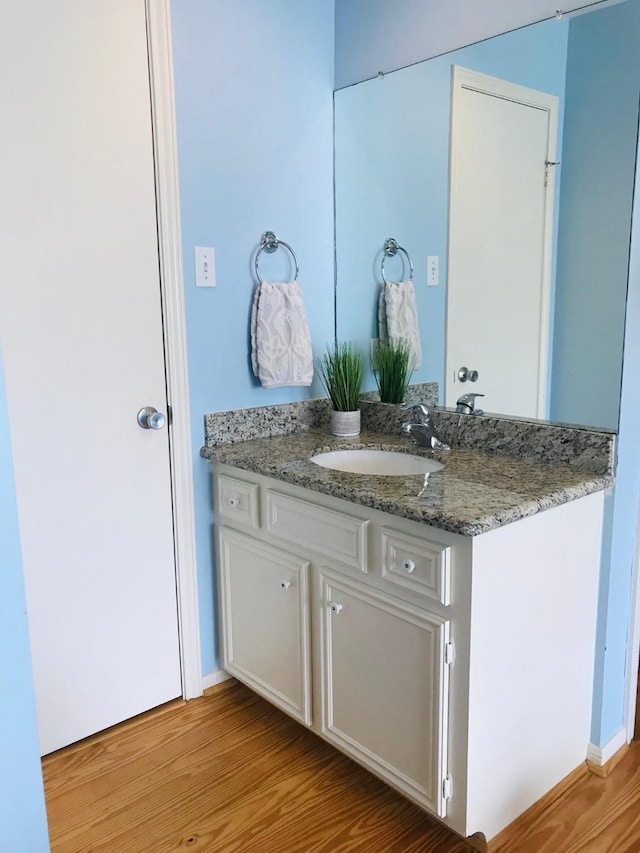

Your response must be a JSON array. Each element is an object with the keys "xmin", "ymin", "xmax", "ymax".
[
  {"xmin": 201, "ymin": 668, "xmax": 232, "ymax": 693},
  {"xmin": 587, "ymin": 726, "xmax": 627, "ymax": 767}
]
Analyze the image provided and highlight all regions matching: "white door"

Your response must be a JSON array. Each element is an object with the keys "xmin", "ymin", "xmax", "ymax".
[
  {"xmin": 0, "ymin": 1, "xmax": 182, "ymax": 754},
  {"xmin": 446, "ymin": 67, "xmax": 558, "ymax": 418}
]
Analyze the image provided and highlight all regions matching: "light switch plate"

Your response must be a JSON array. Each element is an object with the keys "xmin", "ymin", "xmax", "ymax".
[{"xmin": 195, "ymin": 246, "xmax": 216, "ymax": 287}]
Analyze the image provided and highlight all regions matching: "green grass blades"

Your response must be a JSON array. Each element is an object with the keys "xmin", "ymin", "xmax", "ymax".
[
  {"xmin": 374, "ymin": 340, "xmax": 414, "ymax": 404},
  {"xmin": 318, "ymin": 341, "xmax": 365, "ymax": 411}
]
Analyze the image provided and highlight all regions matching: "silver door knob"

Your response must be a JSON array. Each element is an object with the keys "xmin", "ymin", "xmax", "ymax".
[
  {"xmin": 137, "ymin": 406, "xmax": 166, "ymax": 430},
  {"xmin": 457, "ymin": 366, "xmax": 479, "ymax": 383}
]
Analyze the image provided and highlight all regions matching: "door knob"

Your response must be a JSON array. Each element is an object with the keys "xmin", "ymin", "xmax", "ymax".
[
  {"xmin": 457, "ymin": 366, "xmax": 479, "ymax": 383},
  {"xmin": 137, "ymin": 406, "xmax": 166, "ymax": 430}
]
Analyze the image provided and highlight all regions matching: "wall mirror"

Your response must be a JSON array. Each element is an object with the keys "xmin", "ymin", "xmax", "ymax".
[{"xmin": 334, "ymin": 0, "xmax": 640, "ymax": 430}]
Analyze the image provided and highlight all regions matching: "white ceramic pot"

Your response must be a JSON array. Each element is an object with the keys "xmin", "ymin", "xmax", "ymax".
[{"xmin": 331, "ymin": 409, "xmax": 361, "ymax": 437}]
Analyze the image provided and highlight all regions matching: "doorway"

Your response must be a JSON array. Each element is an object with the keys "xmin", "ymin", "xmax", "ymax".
[
  {"xmin": 446, "ymin": 67, "xmax": 559, "ymax": 418},
  {"xmin": 0, "ymin": 0, "xmax": 199, "ymax": 754}
]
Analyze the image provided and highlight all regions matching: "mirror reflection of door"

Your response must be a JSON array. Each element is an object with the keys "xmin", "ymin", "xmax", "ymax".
[{"xmin": 446, "ymin": 67, "xmax": 559, "ymax": 418}]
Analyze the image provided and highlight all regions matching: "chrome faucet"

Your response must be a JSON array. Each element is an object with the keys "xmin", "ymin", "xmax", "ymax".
[
  {"xmin": 401, "ymin": 402, "xmax": 450, "ymax": 451},
  {"xmin": 456, "ymin": 393, "xmax": 485, "ymax": 415}
]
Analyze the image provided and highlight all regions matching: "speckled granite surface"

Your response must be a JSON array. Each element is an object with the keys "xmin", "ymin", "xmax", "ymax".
[
  {"xmin": 435, "ymin": 410, "xmax": 615, "ymax": 475},
  {"xmin": 204, "ymin": 398, "xmax": 330, "ymax": 445},
  {"xmin": 205, "ymin": 396, "xmax": 615, "ymax": 476},
  {"xmin": 359, "ymin": 404, "xmax": 615, "ymax": 476},
  {"xmin": 201, "ymin": 428, "xmax": 612, "ymax": 536},
  {"xmin": 360, "ymin": 381, "xmax": 439, "ymax": 406}
]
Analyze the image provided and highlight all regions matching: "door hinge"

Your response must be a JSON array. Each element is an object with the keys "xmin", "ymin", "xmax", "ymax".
[
  {"xmin": 444, "ymin": 639, "xmax": 455, "ymax": 666},
  {"xmin": 443, "ymin": 773, "xmax": 453, "ymax": 801}
]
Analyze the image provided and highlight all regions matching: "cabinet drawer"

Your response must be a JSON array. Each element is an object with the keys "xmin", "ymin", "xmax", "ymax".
[
  {"xmin": 265, "ymin": 490, "xmax": 368, "ymax": 572},
  {"xmin": 379, "ymin": 527, "xmax": 450, "ymax": 605},
  {"xmin": 217, "ymin": 475, "xmax": 260, "ymax": 529}
]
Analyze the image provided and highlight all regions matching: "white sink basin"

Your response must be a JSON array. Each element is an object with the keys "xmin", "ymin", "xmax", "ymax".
[{"xmin": 310, "ymin": 449, "xmax": 444, "ymax": 476}]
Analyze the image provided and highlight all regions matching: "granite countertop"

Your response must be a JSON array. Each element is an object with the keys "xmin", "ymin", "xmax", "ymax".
[{"xmin": 201, "ymin": 428, "xmax": 612, "ymax": 536}]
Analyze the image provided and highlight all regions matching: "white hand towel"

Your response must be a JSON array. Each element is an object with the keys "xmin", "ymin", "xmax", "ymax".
[
  {"xmin": 251, "ymin": 281, "xmax": 314, "ymax": 388},
  {"xmin": 378, "ymin": 279, "xmax": 422, "ymax": 369}
]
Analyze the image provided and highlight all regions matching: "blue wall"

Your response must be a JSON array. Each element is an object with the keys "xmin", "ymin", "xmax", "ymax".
[
  {"xmin": 0, "ymin": 349, "xmax": 50, "ymax": 852},
  {"xmin": 551, "ymin": 2, "xmax": 640, "ymax": 429},
  {"xmin": 334, "ymin": 0, "xmax": 640, "ymax": 748},
  {"xmin": 335, "ymin": 0, "xmax": 592, "ymax": 88},
  {"xmin": 549, "ymin": 2, "xmax": 640, "ymax": 745},
  {"xmin": 334, "ymin": 19, "xmax": 568, "ymax": 395},
  {"xmin": 170, "ymin": 0, "xmax": 335, "ymax": 674}
]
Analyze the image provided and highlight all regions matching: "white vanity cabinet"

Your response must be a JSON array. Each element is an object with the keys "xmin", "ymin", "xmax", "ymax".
[{"xmin": 212, "ymin": 461, "xmax": 605, "ymax": 847}]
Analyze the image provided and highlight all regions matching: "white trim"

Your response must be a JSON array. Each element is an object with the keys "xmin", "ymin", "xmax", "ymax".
[
  {"xmin": 624, "ymin": 466, "xmax": 640, "ymax": 742},
  {"xmin": 146, "ymin": 0, "xmax": 202, "ymax": 700},
  {"xmin": 445, "ymin": 66, "xmax": 558, "ymax": 418},
  {"xmin": 587, "ymin": 726, "xmax": 627, "ymax": 767},
  {"xmin": 202, "ymin": 669, "xmax": 233, "ymax": 693}
]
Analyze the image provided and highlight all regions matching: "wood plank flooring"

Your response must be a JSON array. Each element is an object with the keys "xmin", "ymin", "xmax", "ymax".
[{"xmin": 43, "ymin": 679, "xmax": 640, "ymax": 852}]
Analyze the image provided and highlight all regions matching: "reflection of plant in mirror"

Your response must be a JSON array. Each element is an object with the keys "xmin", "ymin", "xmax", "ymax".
[
  {"xmin": 318, "ymin": 341, "xmax": 364, "ymax": 412},
  {"xmin": 374, "ymin": 340, "xmax": 414, "ymax": 404}
]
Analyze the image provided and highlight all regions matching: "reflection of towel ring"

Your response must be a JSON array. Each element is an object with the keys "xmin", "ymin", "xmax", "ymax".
[
  {"xmin": 255, "ymin": 231, "xmax": 300, "ymax": 284},
  {"xmin": 381, "ymin": 237, "xmax": 414, "ymax": 284}
]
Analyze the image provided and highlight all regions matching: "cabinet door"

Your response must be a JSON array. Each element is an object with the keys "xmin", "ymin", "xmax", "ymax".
[
  {"xmin": 219, "ymin": 527, "xmax": 311, "ymax": 724},
  {"xmin": 319, "ymin": 569, "xmax": 450, "ymax": 817}
]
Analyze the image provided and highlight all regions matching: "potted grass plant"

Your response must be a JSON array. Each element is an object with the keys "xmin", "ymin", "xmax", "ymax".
[
  {"xmin": 318, "ymin": 341, "xmax": 365, "ymax": 436},
  {"xmin": 374, "ymin": 340, "xmax": 414, "ymax": 404}
]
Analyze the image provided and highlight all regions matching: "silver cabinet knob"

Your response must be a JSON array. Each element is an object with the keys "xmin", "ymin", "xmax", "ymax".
[
  {"xmin": 457, "ymin": 366, "xmax": 479, "ymax": 383},
  {"xmin": 280, "ymin": 579, "xmax": 292, "ymax": 591},
  {"xmin": 330, "ymin": 602, "xmax": 343, "ymax": 615},
  {"xmin": 402, "ymin": 559, "xmax": 416, "ymax": 573},
  {"xmin": 137, "ymin": 406, "xmax": 167, "ymax": 430},
  {"xmin": 228, "ymin": 497, "xmax": 240, "ymax": 508}
]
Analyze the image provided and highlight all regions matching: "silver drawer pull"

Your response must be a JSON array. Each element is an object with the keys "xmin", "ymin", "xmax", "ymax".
[
  {"xmin": 228, "ymin": 497, "xmax": 240, "ymax": 508},
  {"xmin": 330, "ymin": 602, "xmax": 343, "ymax": 615},
  {"xmin": 402, "ymin": 559, "xmax": 416, "ymax": 573},
  {"xmin": 280, "ymin": 579, "xmax": 292, "ymax": 591}
]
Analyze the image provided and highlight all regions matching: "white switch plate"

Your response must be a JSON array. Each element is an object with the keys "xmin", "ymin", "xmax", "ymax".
[
  {"xmin": 195, "ymin": 246, "xmax": 216, "ymax": 287},
  {"xmin": 427, "ymin": 255, "xmax": 439, "ymax": 286}
]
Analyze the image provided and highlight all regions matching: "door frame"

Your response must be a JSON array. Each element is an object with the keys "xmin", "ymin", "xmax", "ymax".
[
  {"xmin": 147, "ymin": 0, "xmax": 201, "ymax": 699},
  {"xmin": 445, "ymin": 66, "xmax": 558, "ymax": 417}
]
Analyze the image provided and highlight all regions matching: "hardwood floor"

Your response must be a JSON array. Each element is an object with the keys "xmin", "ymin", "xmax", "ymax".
[{"xmin": 43, "ymin": 679, "xmax": 640, "ymax": 852}]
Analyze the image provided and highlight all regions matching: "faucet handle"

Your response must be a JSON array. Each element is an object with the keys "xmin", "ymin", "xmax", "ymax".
[
  {"xmin": 456, "ymin": 393, "xmax": 485, "ymax": 414},
  {"xmin": 400, "ymin": 401, "xmax": 433, "ymax": 423}
]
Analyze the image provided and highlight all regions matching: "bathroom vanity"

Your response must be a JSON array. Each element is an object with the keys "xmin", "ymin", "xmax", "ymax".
[{"xmin": 205, "ymin": 426, "xmax": 610, "ymax": 849}]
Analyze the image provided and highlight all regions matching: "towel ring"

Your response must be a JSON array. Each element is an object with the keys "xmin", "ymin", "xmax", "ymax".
[
  {"xmin": 255, "ymin": 231, "xmax": 300, "ymax": 284},
  {"xmin": 381, "ymin": 237, "xmax": 414, "ymax": 284}
]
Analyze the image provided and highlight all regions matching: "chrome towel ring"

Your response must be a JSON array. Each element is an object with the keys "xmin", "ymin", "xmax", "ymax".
[
  {"xmin": 381, "ymin": 237, "xmax": 414, "ymax": 284},
  {"xmin": 255, "ymin": 231, "xmax": 300, "ymax": 284}
]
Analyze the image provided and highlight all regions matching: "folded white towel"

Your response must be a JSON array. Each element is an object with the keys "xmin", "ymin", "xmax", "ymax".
[
  {"xmin": 378, "ymin": 279, "xmax": 422, "ymax": 369},
  {"xmin": 251, "ymin": 281, "xmax": 314, "ymax": 388}
]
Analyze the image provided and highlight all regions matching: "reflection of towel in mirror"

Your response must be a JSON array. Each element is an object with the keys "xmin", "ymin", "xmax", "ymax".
[
  {"xmin": 251, "ymin": 281, "xmax": 314, "ymax": 388},
  {"xmin": 378, "ymin": 280, "xmax": 422, "ymax": 369}
]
